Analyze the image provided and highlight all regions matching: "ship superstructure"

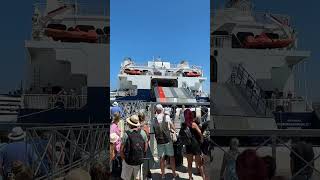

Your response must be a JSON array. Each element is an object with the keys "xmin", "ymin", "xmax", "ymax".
[
  {"xmin": 20, "ymin": 0, "xmax": 109, "ymax": 123},
  {"xmin": 115, "ymin": 58, "xmax": 208, "ymax": 103},
  {"xmin": 211, "ymin": 0, "xmax": 317, "ymax": 129}
]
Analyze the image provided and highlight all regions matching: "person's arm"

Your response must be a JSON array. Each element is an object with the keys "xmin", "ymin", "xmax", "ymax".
[
  {"xmin": 166, "ymin": 115, "xmax": 176, "ymax": 131},
  {"xmin": 110, "ymin": 143, "xmax": 115, "ymax": 160},
  {"xmin": 120, "ymin": 144, "xmax": 125, "ymax": 160},
  {"xmin": 120, "ymin": 133, "xmax": 127, "ymax": 160},
  {"xmin": 192, "ymin": 122, "xmax": 203, "ymax": 142}
]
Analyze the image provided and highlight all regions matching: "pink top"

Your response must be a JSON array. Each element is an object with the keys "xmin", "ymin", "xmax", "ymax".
[{"xmin": 110, "ymin": 122, "xmax": 121, "ymax": 153}]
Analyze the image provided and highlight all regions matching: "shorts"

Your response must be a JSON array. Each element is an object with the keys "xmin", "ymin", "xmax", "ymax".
[
  {"xmin": 185, "ymin": 139, "xmax": 201, "ymax": 155},
  {"xmin": 157, "ymin": 142, "xmax": 174, "ymax": 158},
  {"xmin": 121, "ymin": 160, "xmax": 142, "ymax": 180}
]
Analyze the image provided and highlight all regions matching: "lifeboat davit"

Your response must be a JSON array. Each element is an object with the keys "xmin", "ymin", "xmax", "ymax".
[
  {"xmin": 185, "ymin": 71, "xmax": 201, "ymax": 77},
  {"xmin": 45, "ymin": 26, "xmax": 98, "ymax": 43},
  {"xmin": 243, "ymin": 33, "xmax": 293, "ymax": 49},
  {"xmin": 124, "ymin": 69, "xmax": 142, "ymax": 75}
]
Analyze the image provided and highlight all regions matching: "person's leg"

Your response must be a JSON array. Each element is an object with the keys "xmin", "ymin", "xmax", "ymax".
[
  {"xmin": 157, "ymin": 144, "xmax": 165, "ymax": 178},
  {"xmin": 165, "ymin": 142, "xmax": 177, "ymax": 177},
  {"xmin": 186, "ymin": 154, "xmax": 194, "ymax": 180},
  {"xmin": 169, "ymin": 156, "xmax": 177, "ymax": 176},
  {"xmin": 132, "ymin": 164, "xmax": 142, "ymax": 180},
  {"xmin": 195, "ymin": 155, "xmax": 205, "ymax": 179},
  {"xmin": 160, "ymin": 157, "xmax": 165, "ymax": 178},
  {"xmin": 121, "ymin": 160, "xmax": 134, "ymax": 180}
]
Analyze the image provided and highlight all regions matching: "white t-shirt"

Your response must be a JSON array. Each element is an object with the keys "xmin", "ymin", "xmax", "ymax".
[
  {"xmin": 155, "ymin": 113, "xmax": 172, "ymax": 124},
  {"xmin": 151, "ymin": 113, "xmax": 172, "ymax": 133}
]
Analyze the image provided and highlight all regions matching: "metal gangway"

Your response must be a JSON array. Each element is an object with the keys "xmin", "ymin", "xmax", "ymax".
[{"xmin": 24, "ymin": 124, "xmax": 109, "ymax": 179}]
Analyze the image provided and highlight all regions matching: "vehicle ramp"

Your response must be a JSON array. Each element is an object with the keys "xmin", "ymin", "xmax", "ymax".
[{"xmin": 154, "ymin": 86, "xmax": 197, "ymax": 103}]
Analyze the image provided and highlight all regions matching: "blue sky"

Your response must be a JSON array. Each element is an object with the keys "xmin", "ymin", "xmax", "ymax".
[
  {"xmin": 110, "ymin": 0, "xmax": 210, "ymax": 91},
  {"xmin": 212, "ymin": 0, "xmax": 320, "ymax": 100}
]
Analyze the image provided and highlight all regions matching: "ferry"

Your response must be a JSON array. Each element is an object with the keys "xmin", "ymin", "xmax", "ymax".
[
  {"xmin": 113, "ymin": 57, "xmax": 210, "ymax": 103},
  {"xmin": 211, "ymin": 0, "xmax": 319, "ymax": 130},
  {"xmin": 17, "ymin": 0, "xmax": 109, "ymax": 123}
]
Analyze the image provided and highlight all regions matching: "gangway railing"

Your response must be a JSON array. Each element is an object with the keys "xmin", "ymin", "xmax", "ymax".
[
  {"xmin": 22, "ymin": 94, "xmax": 87, "ymax": 109},
  {"xmin": 228, "ymin": 64, "xmax": 270, "ymax": 116},
  {"xmin": 210, "ymin": 129, "xmax": 320, "ymax": 179},
  {"xmin": 115, "ymin": 101, "xmax": 210, "ymax": 125},
  {"xmin": 25, "ymin": 124, "xmax": 109, "ymax": 179}
]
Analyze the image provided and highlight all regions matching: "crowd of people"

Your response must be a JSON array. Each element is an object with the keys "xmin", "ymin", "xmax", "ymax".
[
  {"xmin": 109, "ymin": 102, "xmax": 214, "ymax": 180},
  {"xmin": 219, "ymin": 138, "xmax": 315, "ymax": 180},
  {"xmin": 0, "ymin": 126, "xmax": 112, "ymax": 180},
  {"xmin": 110, "ymin": 102, "xmax": 318, "ymax": 180}
]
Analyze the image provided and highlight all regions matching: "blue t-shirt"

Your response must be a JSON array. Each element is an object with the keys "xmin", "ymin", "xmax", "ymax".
[{"xmin": 0, "ymin": 141, "xmax": 38, "ymax": 175}]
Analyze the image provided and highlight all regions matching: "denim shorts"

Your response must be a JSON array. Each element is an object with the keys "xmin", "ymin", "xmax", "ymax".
[{"xmin": 157, "ymin": 141, "xmax": 174, "ymax": 158}]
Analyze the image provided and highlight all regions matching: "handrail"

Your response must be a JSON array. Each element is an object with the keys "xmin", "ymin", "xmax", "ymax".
[
  {"xmin": 229, "ymin": 64, "xmax": 269, "ymax": 116},
  {"xmin": 22, "ymin": 94, "xmax": 87, "ymax": 109},
  {"xmin": 25, "ymin": 124, "xmax": 109, "ymax": 179}
]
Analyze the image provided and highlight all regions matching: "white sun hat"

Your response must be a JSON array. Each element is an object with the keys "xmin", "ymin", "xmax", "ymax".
[
  {"xmin": 8, "ymin": 127, "xmax": 26, "ymax": 140},
  {"xmin": 110, "ymin": 133, "xmax": 119, "ymax": 143},
  {"xmin": 112, "ymin": 101, "xmax": 118, "ymax": 107}
]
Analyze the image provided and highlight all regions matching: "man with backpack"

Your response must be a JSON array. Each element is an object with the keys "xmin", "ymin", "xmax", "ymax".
[
  {"xmin": 152, "ymin": 104, "xmax": 178, "ymax": 179},
  {"xmin": 120, "ymin": 115, "xmax": 148, "ymax": 180}
]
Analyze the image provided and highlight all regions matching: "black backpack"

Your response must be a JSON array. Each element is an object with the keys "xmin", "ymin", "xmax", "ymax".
[
  {"xmin": 124, "ymin": 130, "xmax": 145, "ymax": 166},
  {"xmin": 153, "ymin": 115, "xmax": 171, "ymax": 144},
  {"xmin": 178, "ymin": 123, "xmax": 193, "ymax": 145}
]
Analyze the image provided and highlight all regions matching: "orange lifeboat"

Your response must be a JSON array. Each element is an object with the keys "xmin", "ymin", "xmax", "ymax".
[
  {"xmin": 66, "ymin": 28, "xmax": 98, "ymax": 42},
  {"xmin": 185, "ymin": 71, "xmax": 201, "ymax": 77},
  {"xmin": 243, "ymin": 33, "xmax": 293, "ymax": 49},
  {"xmin": 124, "ymin": 69, "xmax": 142, "ymax": 75},
  {"xmin": 45, "ymin": 25, "xmax": 98, "ymax": 43}
]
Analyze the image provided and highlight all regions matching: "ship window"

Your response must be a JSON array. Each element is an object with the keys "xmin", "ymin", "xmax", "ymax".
[
  {"xmin": 210, "ymin": 55, "xmax": 217, "ymax": 82},
  {"xmin": 236, "ymin": 32, "xmax": 254, "ymax": 44},
  {"xmin": 151, "ymin": 79, "xmax": 178, "ymax": 88}
]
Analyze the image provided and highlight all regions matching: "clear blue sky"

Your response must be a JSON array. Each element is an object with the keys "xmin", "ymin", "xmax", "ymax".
[
  {"xmin": 212, "ymin": 0, "xmax": 320, "ymax": 101},
  {"xmin": 110, "ymin": 0, "xmax": 210, "ymax": 91}
]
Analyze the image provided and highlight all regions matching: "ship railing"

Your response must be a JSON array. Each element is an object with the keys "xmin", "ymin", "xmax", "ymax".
[
  {"xmin": 22, "ymin": 94, "xmax": 87, "ymax": 110},
  {"xmin": 212, "ymin": 8, "xmax": 291, "ymax": 26},
  {"xmin": 208, "ymin": 129, "xmax": 320, "ymax": 179},
  {"xmin": 211, "ymin": 35, "xmax": 232, "ymax": 48},
  {"xmin": 115, "ymin": 101, "xmax": 210, "ymax": 126},
  {"xmin": 34, "ymin": 2, "xmax": 108, "ymax": 16},
  {"xmin": 212, "ymin": 8, "xmax": 252, "ymax": 17},
  {"xmin": 130, "ymin": 63, "xmax": 203, "ymax": 70},
  {"xmin": 254, "ymin": 11, "xmax": 291, "ymax": 27},
  {"xmin": 266, "ymin": 98, "xmax": 313, "ymax": 112},
  {"xmin": 25, "ymin": 124, "xmax": 109, "ymax": 179},
  {"xmin": 229, "ymin": 64, "xmax": 270, "ymax": 116}
]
